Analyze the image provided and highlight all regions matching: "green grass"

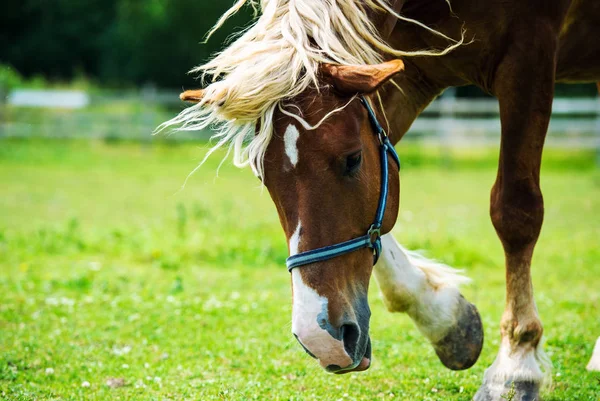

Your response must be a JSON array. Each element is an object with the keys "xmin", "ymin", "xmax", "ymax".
[{"xmin": 1, "ymin": 139, "xmax": 599, "ymax": 400}]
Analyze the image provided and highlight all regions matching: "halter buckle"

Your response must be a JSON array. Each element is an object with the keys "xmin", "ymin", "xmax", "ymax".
[
  {"xmin": 377, "ymin": 129, "xmax": 388, "ymax": 145},
  {"xmin": 367, "ymin": 225, "xmax": 381, "ymax": 245}
]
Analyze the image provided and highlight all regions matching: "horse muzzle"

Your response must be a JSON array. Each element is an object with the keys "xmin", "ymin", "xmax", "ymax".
[{"xmin": 292, "ymin": 290, "xmax": 372, "ymax": 373}]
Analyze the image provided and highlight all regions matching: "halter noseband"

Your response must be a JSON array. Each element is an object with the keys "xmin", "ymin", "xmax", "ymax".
[{"xmin": 286, "ymin": 96, "xmax": 400, "ymax": 272}]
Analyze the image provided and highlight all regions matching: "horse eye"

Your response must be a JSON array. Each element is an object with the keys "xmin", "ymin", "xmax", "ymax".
[{"xmin": 345, "ymin": 151, "xmax": 362, "ymax": 176}]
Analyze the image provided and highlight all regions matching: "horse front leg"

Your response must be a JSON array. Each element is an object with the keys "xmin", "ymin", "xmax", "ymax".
[
  {"xmin": 373, "ymin": 234, "xmax": 484, "ymax": 370},
  {"xmin": 474, "ymin": 20, "xmax": 561, "ymax": 401}
]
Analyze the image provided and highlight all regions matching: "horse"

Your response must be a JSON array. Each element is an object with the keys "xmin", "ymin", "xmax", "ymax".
[{"xmin": 162, "ymin": 0, "xmax": 600, "ymax": 399}]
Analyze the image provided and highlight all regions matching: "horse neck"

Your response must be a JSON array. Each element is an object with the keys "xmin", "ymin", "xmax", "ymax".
[
  {"xmin": 374, "ymin": 0, "xmax": 469, "ymax": 144},
  {"xmin": 378, "ymin": 63, "xmax": 446, "ymax": 145}
]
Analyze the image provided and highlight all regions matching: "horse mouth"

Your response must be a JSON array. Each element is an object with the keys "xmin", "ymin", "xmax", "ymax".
[{"xmin": 333, "ymin": 336, "xmax": 372, "ymax": 374}]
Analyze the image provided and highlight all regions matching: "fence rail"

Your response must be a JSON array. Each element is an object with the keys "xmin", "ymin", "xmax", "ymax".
[
  {"xmin": 410, "ymin": 91, "xmax": 600, "ymax": 150},
  {"xmin": 1, "ymin": 89, "xmax": 598, "ymax": 152}
]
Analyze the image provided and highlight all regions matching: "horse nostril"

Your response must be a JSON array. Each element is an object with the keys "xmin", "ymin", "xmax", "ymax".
[{"xmin": 341, "ymin": 322, "xmax": 361, "ymax": 356}]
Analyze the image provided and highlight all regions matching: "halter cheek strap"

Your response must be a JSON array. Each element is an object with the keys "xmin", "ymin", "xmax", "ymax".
[{"xmin": 286, "ymin": 96, "xmax": 400, "ymax": 272}]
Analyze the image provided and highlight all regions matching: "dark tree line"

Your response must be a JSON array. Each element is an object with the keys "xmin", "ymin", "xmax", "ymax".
[
  {"xmin": 1, "ymin": 2, "xmax": 596, "ymax": 95},
  {"xmin": 1, "ymin": 1, "xmax": 253, "ymax": 88}
]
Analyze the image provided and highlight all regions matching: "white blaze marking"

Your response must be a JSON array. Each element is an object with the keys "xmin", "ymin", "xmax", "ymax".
[
  {"xmin": 291, "ymin": 269, "xmax": 352, "ymax": 368},
  {"xmin": 284, "ymin": 124, "xmax": 300, "ymax": 167},
  {"xmin": 289, "ymin": 221, "xmax": 302, "ymax": 256},
  {"xmin": 288, "ymin": 220, "xmax": 352, "ymax": 368}
]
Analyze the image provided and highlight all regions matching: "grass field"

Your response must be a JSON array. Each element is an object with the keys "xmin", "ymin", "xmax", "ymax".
[{"xmin": 1, "ymin": 139, "xmax": 599, "ymax": 401}]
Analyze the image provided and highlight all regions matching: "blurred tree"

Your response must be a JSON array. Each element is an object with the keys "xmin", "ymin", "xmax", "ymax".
[
  {"xmin": 1, "ymin": 0, "xmax": 253, "ymax": 88},
  {"xmin": 101, "ymin": 0, "xmax": 254, "ymax": 87},
  {"xmin": 0, "ymin": 2, "xmax": 596, "ymax": 94},
  {"xmin": 1, "ymin": 0, "xmax": 118, "ymax": 79}
]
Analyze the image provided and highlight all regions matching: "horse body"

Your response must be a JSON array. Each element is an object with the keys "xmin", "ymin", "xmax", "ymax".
[
  {"xmin": 168, "ymin": 1, "xmax": 599, "ymax": 399},
  {"xmin": 371, "ymin": 1, "xmax": 600, "ymax": 399},
  {"xmin": 381, "ymin": 0, "xmax": 600, "ymax": 144}
]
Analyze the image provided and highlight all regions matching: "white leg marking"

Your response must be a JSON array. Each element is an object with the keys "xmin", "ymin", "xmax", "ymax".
[
  {"xmin": 284, "ymin": 124, "xmax": 300, "ymax": 167},
  {"xmin": 482, "ymin": 336, "xmax": 551, "ymax": 388},
  {"xmin": 288, "ymin": 220, "xmax": 352, "ymax": 368},
  {"xmin": 373, "ymin": 234, "xmax": 470, "ymax": 343},
  {"xmin": 587, "ymin": 337, "xmax": 600, "ymax": 371}
]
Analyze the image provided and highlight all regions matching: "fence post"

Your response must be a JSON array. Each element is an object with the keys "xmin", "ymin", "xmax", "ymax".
[
  {"xmin": 438, "ymin": 87, "xmax": 457, "ymax": 166},
  {"xmin": 596, "ymin": 85, "xmax": 600, "ymax": 167},
  {"xmin": 141, "ymin": 83, "xmax": 157, "ymax": 144},
  {"xmin": 0, "ymin": 84, "xmax": 5, "ymax": 138},
  {"xmin": 595, "ymin": 82, "xmax": 600, "ymax": 168}
]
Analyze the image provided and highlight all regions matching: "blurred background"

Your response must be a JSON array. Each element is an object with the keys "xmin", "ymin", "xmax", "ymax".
[
  {"xmin": 1, "ymin": 2, "xmax": 599, "ymax": 400},
  {"xmin": 1, "ymin": 1, "xmax": 599, "ymax": 144}
]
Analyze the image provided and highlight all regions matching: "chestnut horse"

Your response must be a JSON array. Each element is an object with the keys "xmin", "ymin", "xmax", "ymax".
[{"xmin": 164, "ymin": 0, "xmax": 600, "ymax": 399}]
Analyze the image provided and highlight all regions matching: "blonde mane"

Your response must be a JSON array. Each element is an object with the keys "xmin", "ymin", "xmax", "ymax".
[{"xmin": 158, "ymin": 0, "xmax": 461, "ymax": 178}]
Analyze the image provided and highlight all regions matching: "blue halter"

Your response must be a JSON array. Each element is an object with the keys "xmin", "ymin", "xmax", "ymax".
[{"xmin": 286, "ymin": 96, "xmax": 400, "ymax": 272}]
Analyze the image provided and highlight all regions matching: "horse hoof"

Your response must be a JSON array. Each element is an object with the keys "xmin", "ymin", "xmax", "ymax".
[
  {"xmin": 473, "ymin": 380, "xmax": 541, "ymax": 401},
  {"xmin": 432, "ymin": 295, "xmax": 484, "ymax": 370}
]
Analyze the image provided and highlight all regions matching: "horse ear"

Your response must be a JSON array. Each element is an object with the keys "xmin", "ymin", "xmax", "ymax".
[
  {"xmin": 320, "ymin": 59, "xmax": 405, "ymax": 94},
  {"xmin": 180, "ymin": 89, "xmax": 206, "ymax": 103}
]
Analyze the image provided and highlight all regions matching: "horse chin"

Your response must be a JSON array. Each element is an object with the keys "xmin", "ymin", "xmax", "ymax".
[{"xmin": 335, "ymin": 356, "xmax": 371, "ymax": 374}]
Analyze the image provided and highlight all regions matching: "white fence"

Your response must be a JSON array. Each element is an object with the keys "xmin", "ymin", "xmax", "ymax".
[
  {"xmin": 1, "ymin": 88, "xmax": 599, "ymax": 152},
  {"xmin": 412, "ymin": 90, "xmax": 600, "ymax": 149},
  {"xmin": 7, "ymin": 89, "xmax": 90, "ymax": 109}
]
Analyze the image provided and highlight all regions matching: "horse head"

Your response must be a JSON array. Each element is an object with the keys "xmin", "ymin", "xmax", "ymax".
[{"xmin": 182, "ymin": 59, "xmax": 405, "ymax": 372}]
